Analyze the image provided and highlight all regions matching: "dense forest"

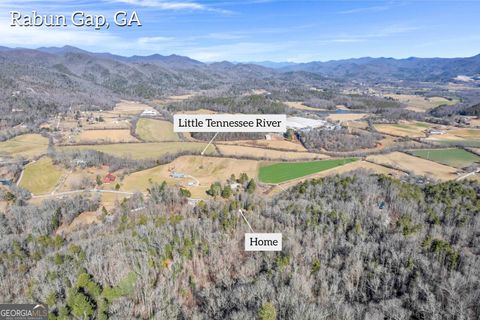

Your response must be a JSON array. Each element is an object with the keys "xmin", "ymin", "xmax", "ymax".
[
  {"xmin": 1, "ymin": 171, "xmax": 478, "ymax": 319},
  {"xmin": 299, "ymin": 128, "xmax": 384, "ymax": 152}
]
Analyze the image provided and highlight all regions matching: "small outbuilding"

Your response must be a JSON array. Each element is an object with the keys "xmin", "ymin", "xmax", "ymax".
[{"xmin": 171, "ymin": 171, "xmax": 185, "ymax": 179}]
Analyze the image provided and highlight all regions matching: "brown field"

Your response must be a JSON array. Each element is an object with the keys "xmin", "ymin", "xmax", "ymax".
[
  {"xmin": 168, "ymin": 94, "xmax": 195, "ymax": 101},
  {"xmin": 267, "ymin": 160, "xmax": 405, "ymax": 195},
  {"xmin": 384, "ymin": 94, "xmax": 457, "ymax": 112},
  {"xmin": 122, "ymin": 155, "xmax": 260, "ymax": 199},
  {"xmin": 447, "ymin": 128, "xmax": 480, "ymax": 139},
  {"xmin": 59, "ymin": 142, "xmax": 216, "ymax": 160},
  {"xmin": 60, "ymin": 166, "xmax": 113, "ymax": 192},
  {"xmin": 219, "ymin": 138, "xmax": 307, "ymax": 151},
  {"xmin": 216, "ymin": 144, "xmax": 327, "ymax": 160},
  {"xmin": 425, "ymin": 134, "xmax": 467, "ymax": 145},
  {"xmin": 425, "ymin": 128, "xmax": 480, "ymax": 146},
  {"xmin": 366, "ymin": 152, "xmax": 459, "ymax": 181},
  {"xmin": 135, "ymin": 118, "xmax": 180, "ymax": 142},
  {"xmin": 374, "ymin": 121, "xmax": 433, "ymax": 137},
  {"xmin": 0, "ymin": 200, "xmax": 7, "ymax": 213},
  {"xmin": 100, "ymin": 192, "xmax": 128, "ymax": 210},
  {"xmin": 0, "ymin": 134, "xmax": 49, "ymax": 159},
  {"xmin": 56, "ymin": 211, "xmax": 101, "ymax": 235},
  {"xmin": 76, "ymin": 130, "xmax": 138, "ymax": 143},
  {"xmin": 113, "ymin": 101, "xmax": 154, "ymax": 115},
  {"xmin": 374, "ymin": 136, "xmax": 398, "ymax": 149},
  {"xmin": 284, "ymin": 101, "xmax": 328, "ymax": 111},
  {"xmin": 467, "ymin": 118, "xmax": 480, "ymax": 127},
  {"xmin": 152, "ymin": 94, "xmax": 196, "ymax": 106},
  {"xmin": 327, "ymin": 113, "xmax": 367, "ymax": 122},
  {"xmin": 346, "ymin": 121, "xmax": 369, "ymax": 129}
]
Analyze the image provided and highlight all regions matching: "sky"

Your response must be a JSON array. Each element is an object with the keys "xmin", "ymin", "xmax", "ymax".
[{"xmin": 0, "ymin": 0, "xmax": 479, "ymax": 62}]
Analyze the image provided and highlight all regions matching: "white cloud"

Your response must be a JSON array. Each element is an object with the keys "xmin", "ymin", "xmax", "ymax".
[
  {"xmin": 110, "ymin": 0, "xmax": 233, "ymax": 13},
  {"xmin": 0, "ymin": 17, "xmax": 121, "ymax": 48},
  {"xmin": 138, "ymin": 36, "xmax": 175, "ymax": 44},
  {"xmin": 112, "ymin": 0, "xmax": 205, "ymax": 10},
  {"xmin": 339, "ymin": 5, "xmax": 391, "ymax": 14},
  {"xmin": 323, "ymin": 25, "xmax": 420, "ymax": 43}
]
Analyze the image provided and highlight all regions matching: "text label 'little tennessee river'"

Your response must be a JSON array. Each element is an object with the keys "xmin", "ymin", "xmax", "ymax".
[{"xmin": 173, "ymin": 114, "xmax": 286, "ymax": 133}]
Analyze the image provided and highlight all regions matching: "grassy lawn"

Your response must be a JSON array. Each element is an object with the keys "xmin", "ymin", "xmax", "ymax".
[
  {"xmin": 19, "ymin": 157, "xmax": 64, "ymax": 194},
  {"xmin": 410, "ymin": 148, "xmax": 480, "ymax": 168},
  {"xmin": 59, "ymin": 142, "xmax": 216, "ymax": 160},
  {"xmin": 122, "ymin": 155, "xmax": 259, "ymax": 199},
  {"xmin": 135, "ymin": 118, "xmax": 180, "ymax": 142},
  {"xmin": 259, "ymin": 158, "xmax": 358, "ymax": 184},
  {"xmin": 0, "ymin": 134, "xmax": 49, "ymax": 159}
]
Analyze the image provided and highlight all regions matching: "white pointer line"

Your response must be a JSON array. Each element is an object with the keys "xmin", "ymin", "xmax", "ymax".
[
  {"xmin": 238, "ymin": 209, "xmax": 254, "ymax": 232},
  {"xmin": 201, "ymin": 132, "xmax": 219, "ymax": 155}
]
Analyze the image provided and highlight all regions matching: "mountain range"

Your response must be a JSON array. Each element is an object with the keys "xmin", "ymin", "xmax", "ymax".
[
  {"xmin": 2, "ymin": 45, "xmax": 479, "ymax": 82},
  {"xmin": 0, "ymin": 45, "xmax": 479, "ymax": 121}
]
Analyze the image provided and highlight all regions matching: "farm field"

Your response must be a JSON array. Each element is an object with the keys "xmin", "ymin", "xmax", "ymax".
[
  {"xmin": 447, "ymin": 128, "xmax": 480, "ymax": 140},
  {"xmin": 0, "ymin": 134, "xmax": 49, "ymax": 159},
  {"xmin": 122, "ymin": 156, "xmax": 259, "ymax": 199},
  {"xmin": 467, "ymin": 118, "xmax": 480, "ymax": 127},
  {"xmin": 327, "ymin": 113, "xmax": 367, "ymax": 122},
  {"xmin": 59, "ymin": 142, "xmax": 216, "ymax": 160},
  {"xmin": 383, "ymin": 94, "xmax": 457, "ymax": 112},
  {"xmin": 366, "ymin": 152, "xmax": 458, "ymax": 181},
  {"xmin": 77, "ymin": 129, "xmax": 138, "ymax": 143},
  {"xmin": 374, "ymin": 121, "xmax": 433, "ymax": 137},
  {"xmin": 410, "ymin": 148, "xmax": 480, "ymax": 168},
  {"xmin": 113, "ymin": 101, "xmax": 154, "ymax": 115},
  {"xmin": 425, "ymin": 128, "xmax": 480, "ymax": 147},
  {"xmin": 259, "ymin": 158, "xmax": 357, "ymax": 184},
  {"xmin": 19, "ymin": 157, "xmax": 64, "ymax": 194},
  {"xmin": 219, "ymin": 138, "xmax": 307, "ymax": 151},
  {"xmin": 284, "ymin": 101, "xmax": 328, "ymax": 111},
  {"xmin": 135, "ymin": 118, "xmax": 180, "ymax": 142},
  {"xmin": 346, "ymin": 121, "xmax": 369, "ymax": 129},
  {"xmin": 266, "ymin": 160, "xmax": 406, "ymax": 195},
  {"xmin": 59, "ymin": 166, "xmax": 112, "ymax": 192},
  {"xmin": 216, "ymin": 144, "xmax": 326, "ymax": 160}
]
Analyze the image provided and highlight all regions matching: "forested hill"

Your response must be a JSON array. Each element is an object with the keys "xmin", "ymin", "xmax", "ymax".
[
  {"xmin": 1, "ymin": 171, "xmax": 478, "ymax": 319},
  {"xmin": 277, "ymin": 54, "xmax": 480, "ymax": 82},
  {"xmin": 1, "ymin": 45, "xmax": 479, "ymax": 129},
  {"xmin": 0, "ymin": 46, "xmax": 321, "ymax": 128}
]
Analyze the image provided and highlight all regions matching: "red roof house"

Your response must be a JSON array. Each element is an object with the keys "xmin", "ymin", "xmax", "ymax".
[{"xmin": 103, "ymin": 173, "xmax": 116, "ymax": 184}]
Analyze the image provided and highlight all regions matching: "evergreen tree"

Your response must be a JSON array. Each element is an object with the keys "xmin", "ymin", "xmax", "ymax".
[{"xmin": 247, "ymin": 179, "xmax": 256, "ymax": 194}]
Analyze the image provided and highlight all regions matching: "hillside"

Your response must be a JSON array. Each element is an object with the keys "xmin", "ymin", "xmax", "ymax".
[
  {"xmin": 1, "ymin": 172, "xmax": 478, "ymax": 318},
  {"xmin": 278, "ymin": 55, "xmax": 480, "ymax": 81}
]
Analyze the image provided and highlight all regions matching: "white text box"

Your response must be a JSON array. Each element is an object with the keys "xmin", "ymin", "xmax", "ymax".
[
  {"xmin": 173, "ymin": 114, "xmax": 286, "ymax": 133},
  {"xmin": 245, "ymin": 233, "xmax": 282, "ymax": 251}
]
